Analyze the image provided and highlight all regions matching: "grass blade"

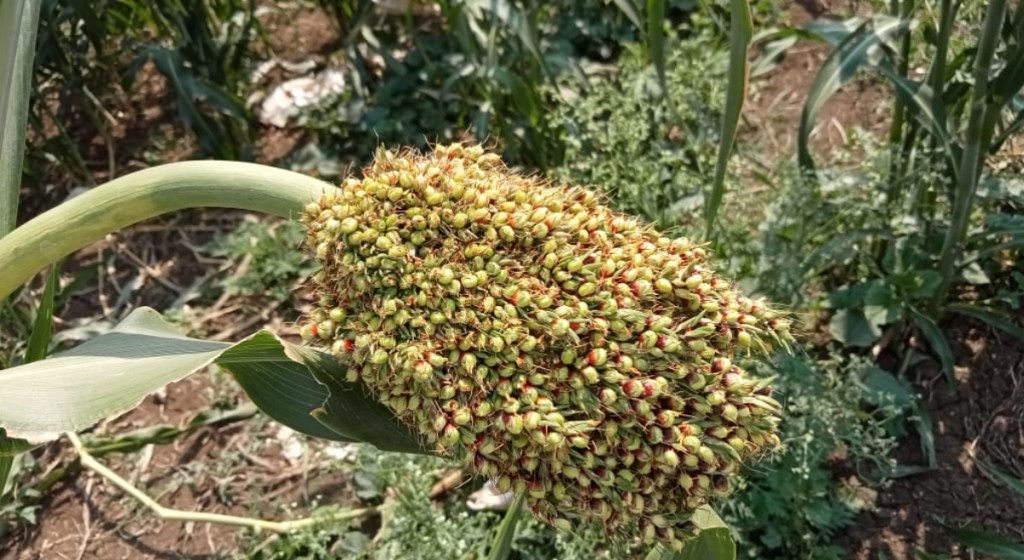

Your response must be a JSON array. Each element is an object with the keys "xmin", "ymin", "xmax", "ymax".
[
  {"xmin": 0, "ymin": 455, "xmax": 11, "ymax": 501},
  {"xmin": 610, "ymin": 0, "xmax": 642, "ymax": 30},
  {"xmin": 646, "ymin": 0, "xmax": 667, "ymax": 94},
  {"xmin": 945, "ymin": 526, "xmax": 1024, "ymax": 559},
  {"xmin": 912, "ymin": 400, "xmax": 937, "ymax": 469},
  {"xmin": 486, "ymin": 493, "xmax": 525, "ymax": 560},
  {"xmin": 910, "ymin": 310, "xmax": 956, "ymax": 388},
  {"xmin": 945, "ymin": 303, "xmax": 1024, "ymax": 342},
  {"xmin": 977, "ymin": 458, "xmax": 1024, "ymax": 500},
  {"xmin": 0, "ymin": 0, "xmax": 42, "ymax": 239},
  {"xmin": 705, "ymin": 0, "xmax": 751, "ymax": 239},
  {"xmin": 874, "ymin": 68, "xmax": 959, "ymax": 176},
  {"xmin": 24, "ymin": 264, "xmax": 59, "ymax": 364}
]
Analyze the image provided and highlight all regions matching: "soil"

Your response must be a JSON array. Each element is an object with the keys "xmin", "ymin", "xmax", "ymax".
[
  {"xmin": 743, "ymin": 0, "xmax": 890, "ymax": 166},
  {"xmin": 840, "ymin": 324, "xmax": 1024, "ymax": 559}
]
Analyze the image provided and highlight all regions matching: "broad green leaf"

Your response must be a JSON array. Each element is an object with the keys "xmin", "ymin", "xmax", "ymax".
[
  {"xmin": 679, "ymin": 505, "xmax": 737, "ymax": 556},
  {"xmin": 646, "ymin": 506, "xmax": 735, "ymax": 560},
  {"xmin": 486, "ymin": 493, "xmax": 525, "ymax": 560},
  {"xmin": 828, "ymin": 309, "xmax": 882, "ymax": 347},
  {"xmin": 0, "ymin": 0, "xmax": 42, "ymax": 238},
  {"xmin": 0, "ymin": 307, "xmax": 426, "ymax": 454},
  {"xmin": 864, "ymin": 281, "xmax": 901, "ymax": 326},
  {"xmin": 24, "ymin": 264, "xmax": 59, "ymax": 364},
  {"xmin": 827, "ymin": 281, "xmax": 877, "ymax": 309},
  {"xmin": 946, "ymin": 303, "xmax": 1024, "ymax": 342},
  {"xmin": 945, "ymin": 526, "xmax": 1024, "ymax": 559},
  {"xmin": 0, "ymin": 307, "xmax": 228, "ymax": 442},
  {"xmin": 960, "ymin": 262, "xmax": 991, "ymax": 285},
  {"xmin": 862, "ymin": 367, "xmax": 914, "ymax": 407},
  {"xmin": 705, "ymin": 0, "xmax": 751, "ymax": 239},
  {"xmin": 910, "ymin": 310, "xmax": 955, "ymax": 388},
  {"xmin": 797, "ymin": 17, "xmax": 912, "ymax": 173},
  {"xmin": 297, "ymin": 346, "xmax": 423, "ymax": 453},
  {"xmin": 217, "ymin": 331, "xmax": 349, "ymax": 443},
  {"xmin": 0, "ymin": 430, "xmax": 33, "ymax": 458}
]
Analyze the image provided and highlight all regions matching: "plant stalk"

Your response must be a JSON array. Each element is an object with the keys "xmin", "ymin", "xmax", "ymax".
[
  {"xmin": 931, "ymin": 0, "xmax": 1007, "ymax": 314},
  {"xmin": 0, "ymin": 161, "xmax": 335, "ymax": 302},
  {"xmin": 68, "ymin": 433, "xmax": 376, "ymax": 534}
]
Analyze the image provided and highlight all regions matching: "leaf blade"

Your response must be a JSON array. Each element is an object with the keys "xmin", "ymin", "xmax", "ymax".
[
  {"xmin": 0, "ymin": 307, "xmax": 425, "ymax": 454},
  {"xmin": 0, "ymin": 0, "xmax": 42, "ymax": 238},
  {"xmin": 946, "ymin": 303, "xmax": 1024, "ymax": 342},
  {"xmin": 705, "ymin": 0, "xmax": 752, "ymax": 239},
  {"xmin": 910, "ymin": 310, "xmax": 956, "ymax": 388},
  {"xmin": 24, "ymin": 264, "xmax": 59, "ymax": 364}
]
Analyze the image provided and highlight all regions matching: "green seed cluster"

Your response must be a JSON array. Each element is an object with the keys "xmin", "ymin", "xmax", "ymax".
[{"xmin": 300, "ymin": 144, "xmax": 790, "ymax": 548}]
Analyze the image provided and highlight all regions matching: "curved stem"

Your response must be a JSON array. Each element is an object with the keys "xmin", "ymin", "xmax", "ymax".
[
  {"xmin": 68, "ymin": 433, "xmax": 376, "ymax": 534},
  {"xmin": 0, "ymin": 161, "xmax": 336, "ymax": 302}
]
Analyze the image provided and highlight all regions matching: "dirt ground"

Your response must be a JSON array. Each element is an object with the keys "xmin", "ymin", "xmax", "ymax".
[
  {"xmin": 2, "ymin": 1, "xmax": 1023, "ymax": 559},
  {"xmin": 842, "ymin": 325, "xmax": 1024, "ymax": 559}
]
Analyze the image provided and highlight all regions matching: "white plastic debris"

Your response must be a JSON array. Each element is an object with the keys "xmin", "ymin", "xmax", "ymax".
[
  {"xmin": 258, "ymin": 69, "xmax": 347, "ymax": 128},
  {"xmin": 275, "ymin": 425, "xmax": 305, "ymax": 461},
  {"xmin": 466, "ymin": 479, "xmax": 515, "ymax": 511},
  {"xmin": 322, "ymin": 443, "xmax": 359, "ymax": 462}
]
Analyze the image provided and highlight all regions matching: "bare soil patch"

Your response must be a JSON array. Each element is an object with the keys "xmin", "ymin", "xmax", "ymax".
[{"xmin": 842, "ymin": 323, "xmax": 1024, "ymax": 559}]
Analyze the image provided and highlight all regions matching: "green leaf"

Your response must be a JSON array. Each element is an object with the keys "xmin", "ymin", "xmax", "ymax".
[
  {"xmin": 909, "ymin": 270, "xmax": 943, "ymax": 299},
  {"xmin": 960, "ymin": 262, "xmax": 991, "ymax": 285},
  {"xmin": 873, "ymin": 68, "xmax": 959, "ymax": 175},
  {"xmin": 864, "ymin": 281, "xmax": 902, "ymax": 326},
  {"xmin": 946, "ymin": 303, "xmax": 1024, "ymax": 342},
  {"xmin": 646, "ymin": 0, "xmax": 667, "ymax": 94},
  {"xmin": 910, "ymin": 310, "xmax": 955, "ymax": 388},
  {"xmin": 0, "ymin": 430, "xmax": 33, "ymax": 458},
  {"xmin": 24, "ymin": 264, "xmax": 59, "ymax": 364},
  {"xmin": 216, "ymin": 331, "xmax": 349, "ymax": 443},
  {"xmin": 798, "ymin": 17, "xmax": 912, "ymax": 173},
  {"xmin": 487, "ymin": 493, "xmax": 525, "ymax": 560},
  {"xmin": 667, "ymin": 506, "xmax": 736, "ymax": 560},
  {"xmin": 705, "ymin": 0, "xmax": 751, "ymax": 240},
  {"xmin": 976, "ymin": 458, "xmax": 1024, "ymax": 500},
  {"xmin": 945, "ymin": 526, "xmax": 1024, "ymax": 559},
  {"xmin": 610, "ymin": 0, "xmax": 642, "ymax": 31},
  {"xmin": 0, "ymin": 455, "xmax": 10, "ymax": 499},
  {"xmin": 82, "ymin": 403, "xmax": 257, "ymax": 456},
  {"xmin": 862, "ymin": 367, "xmax": 914, "ymax": 407},
  {"xmin": 0, "ymin": 0, "xmax": 42, "ymax": 238},
  {"xmin": 645, "ymin": 506, "xmax": 735, "ymax": 560},
  {"xmin": 912, "ymin": 400, "xmax": 937, "ymax": 469},
  {"xmin": 0, "ymin": 427, "xmax": 31, "ymax": 501},
  {"xmin": 827, "ymin": 281, "xmax": 876, "ymax": 309},
  {"xmin": 829, "ymin": 309, "xmax": 882, "ymax": 347},
  {"xmin": 0, "ymin": 307, "xmax": 426, "ymax": 454},
  {"xmin": 297, "ymin": 346, "xmax": 422, "ymax": 453}
]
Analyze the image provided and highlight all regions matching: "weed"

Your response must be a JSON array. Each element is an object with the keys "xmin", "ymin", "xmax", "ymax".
[
  {"xmin": 202, "ymin": 218, "xmax": 316, "ymax": 302},
  {"xmin": 722, "ymin": 353, "xmax": 902, "ymax": 560}
]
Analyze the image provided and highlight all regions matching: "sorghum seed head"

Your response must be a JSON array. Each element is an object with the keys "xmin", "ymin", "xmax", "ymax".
[{"xmin": 300, "ymin": 144, "xmax": 791, "ymax": 546}]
